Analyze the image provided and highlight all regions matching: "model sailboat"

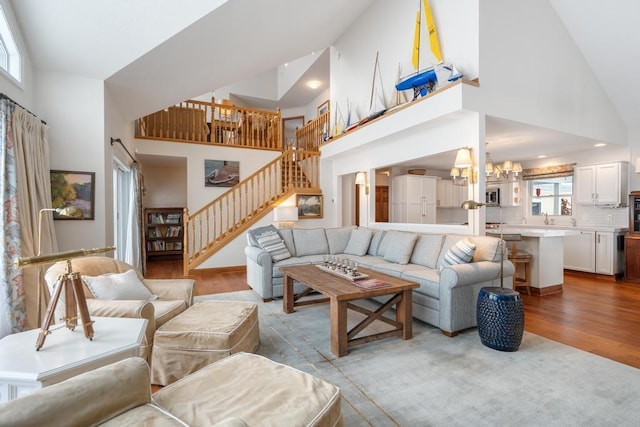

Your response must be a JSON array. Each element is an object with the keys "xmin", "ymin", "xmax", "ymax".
[{"xmin": 395, "ymin": 0, "xmax": 462, "ymax": 99}]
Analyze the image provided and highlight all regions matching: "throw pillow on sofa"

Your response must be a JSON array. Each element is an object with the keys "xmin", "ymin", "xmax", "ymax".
[
  {"xmin": 256, "ymin": 230, "xmax": 292, "ymax": 262},
  {"xmin": 293, "ymin": 228, "xmax": 329, "ymax": 256},
  {"xmin": 343, "ymin": 228, "xmax": 373, "ymax": 256},
  {"xmin": 82, "ymin": 269, "xmax": 157, "ymax": 300},
  {"xmin": 438, "ymin": 238, "xmax": 476, "ymax": 270},
  {"xmin": 382, "ymin": 231, "xmax": 418, "ymax": 264}
]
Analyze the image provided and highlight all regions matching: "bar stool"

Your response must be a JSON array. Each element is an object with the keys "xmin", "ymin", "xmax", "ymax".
[{"xmin": 509, "ymin": 252, "xmax": 532, "ymax": 296}]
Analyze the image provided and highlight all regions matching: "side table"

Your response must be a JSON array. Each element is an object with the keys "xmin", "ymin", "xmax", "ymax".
[
  {"xmin": 476, "ymin": 287, "xmax": 524, "ymax": 352},
  {"xmin": 0, "ymin": 316, "xmax": 147, "ymax": 402}
]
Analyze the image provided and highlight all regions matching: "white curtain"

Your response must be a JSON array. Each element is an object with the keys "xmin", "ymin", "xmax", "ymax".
[{"xmin": 123, "ymin": 163, "xmax": 142, "ymax": 270}]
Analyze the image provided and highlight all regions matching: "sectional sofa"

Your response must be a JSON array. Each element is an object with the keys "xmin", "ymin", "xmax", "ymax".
[{"xmin": 245, "ymin": 225, "xmax": 514, "ymax": 336}]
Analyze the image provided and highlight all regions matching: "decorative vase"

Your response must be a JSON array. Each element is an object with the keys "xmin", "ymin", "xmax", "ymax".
[{"xmin": 476, "ymin": 287, "xmax": 524, "ymax": 351}]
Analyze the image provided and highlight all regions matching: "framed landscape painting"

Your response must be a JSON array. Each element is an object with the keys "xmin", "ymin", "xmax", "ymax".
[
  {"xmin": 297, "ymin": 194, "xmax": 323, "ymax": 218},
  {"xmin": 50, "ymin": 170, "xmax": 95, "ymax": 220}
]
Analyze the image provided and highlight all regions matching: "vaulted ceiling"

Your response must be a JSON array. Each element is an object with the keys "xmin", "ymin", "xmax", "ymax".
[{"xmin": 10, "ymin": 0, "xmax": 640, "ymax": 164}]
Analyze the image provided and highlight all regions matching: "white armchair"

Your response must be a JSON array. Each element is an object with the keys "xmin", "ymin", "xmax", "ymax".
[{"xmin": 44, "ymin": 256, "xmax": 195, "ymax": 362}]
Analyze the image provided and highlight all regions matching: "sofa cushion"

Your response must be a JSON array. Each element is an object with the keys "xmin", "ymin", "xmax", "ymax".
[
  {"xmin": 410, "ymin": 234, "xmax": 445, "ymax": 269},
  {"xmin": 468, "ymin": 235, "xmax": 502, "ymax": 262},
  {"xmin": 325, "ymin": 226, "xmax": 355, "ymax": 254},
  {"xmin": 293, "ymin": 228, "xmax": 329, "ymax": 256},
  {"xmin": 344, "ymin": 228, "xmax": 374, "ymax": 256},
  {"xmin": 402, "ymin": 268, "xmax": 442, "ymax": 298},
  {"xmin": 151, "ymin": 300, "xmax": 188, "ymax": 328},
  {"xmin": 256, "ymin": 231, "xmax": 292, "ymax": 262},
  {"xmin": 276, "ymin": 228, "xmax": 296, "ymax": 257},
  {"xmin": 383, "ymin": 232, "xmax": 418, "ymax": 264},
  {"xmin": 82, "ymin": 270, "xmax": 157, "ymax": 301},
  {"xmin": 438, "ymin": 237, "xmax": 476, "ymax": 270},
  {"xmin": 367, "ymin": 229, "xmax": 386, "ymax": 256}
]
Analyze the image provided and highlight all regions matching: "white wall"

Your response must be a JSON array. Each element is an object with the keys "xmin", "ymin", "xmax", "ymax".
[
  {"xmin": 477, "ymin": 0, "xmax": 626, "ymax": 145},
  {"xmin": 142, "ymin": 163, "xmax": 188, "ymax": 208},
  {"xmin": 35, "ymin": 71, "xmax": 106, "ymax": 251}
]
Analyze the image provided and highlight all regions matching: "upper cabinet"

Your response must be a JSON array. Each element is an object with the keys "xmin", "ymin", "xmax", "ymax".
[
  {"xmin": 437, "ymin": 179, "xmax": 467, "ymax": 208},
  {"xmin": 498, "ymin": 181, "xmax": 521, "ymax": 207},
  {"xmin": 575, "ymin": 162, "xmax": 629, "ymax": 207}
]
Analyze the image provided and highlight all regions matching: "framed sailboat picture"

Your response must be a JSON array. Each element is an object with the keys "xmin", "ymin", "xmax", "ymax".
[
  {"xmin": 204, "ymin": 159, "xmax": 240, "ymax": 187},
  {"xmin": 317, "ymin": 100, "xmax": 329, "ymax": 117}
]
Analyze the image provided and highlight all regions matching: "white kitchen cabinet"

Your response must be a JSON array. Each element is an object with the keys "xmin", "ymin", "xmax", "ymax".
[
  {"xmin": 575, "ymin": 162, "xmax": 628, "ymax": 207},
  {"xmin": 391, "ymin": 175, "xmax": 437, "ymax": 223},
  {"xmin": 563, "ymin": 230, "xmax": 596, "ymax": 272},
  {"xmin": 436, "ymin": 180, "xmax": 466, "ymax": 208},
  {"xmin": 563, "ymin": 229, "xmax": 624, "ymax": 275},
  {"xmin": 499, "ymin": 181, "xmax": 521, "ymax": 207}
]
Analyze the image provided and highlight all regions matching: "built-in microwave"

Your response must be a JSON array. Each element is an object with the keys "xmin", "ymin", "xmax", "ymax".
[{"xmin": 486, "ymin": 187, "xmax": 500, "ymax": 204}]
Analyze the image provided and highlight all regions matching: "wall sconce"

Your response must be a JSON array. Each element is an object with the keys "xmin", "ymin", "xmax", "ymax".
[
  {"xmin": 355, "ymin": 171, "xmax": 369, "ymax": 195},
  {"xmin": 450, "ymin": 167, "xmax": 468, "ymax": 186},
  {"xmin": 273, "ymin": 205, "xmax": 298, "ymax": 228}
]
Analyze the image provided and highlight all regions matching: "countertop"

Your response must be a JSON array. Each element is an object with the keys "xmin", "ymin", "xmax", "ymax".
[{"xmin": 500, "ymin": 224, "xmax": 629, "ymax": 233}]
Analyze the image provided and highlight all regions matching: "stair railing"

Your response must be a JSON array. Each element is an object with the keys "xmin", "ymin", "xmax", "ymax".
[{"xmin": 183, "ymin": 146, "xmax": 320, "ymax": 273}]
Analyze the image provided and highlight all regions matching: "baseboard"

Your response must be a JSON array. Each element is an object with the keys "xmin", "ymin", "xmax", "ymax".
[
  {"xmin": 191, "ymin": 265, "xmax": 246, "ymax": 274},
  {"xmin": 564, "ymin": 269, "xmax": 619, "ymax": 283},
  {"xmin": 530, "ymin": 284, "xmax": 563, "ymax": 296}
]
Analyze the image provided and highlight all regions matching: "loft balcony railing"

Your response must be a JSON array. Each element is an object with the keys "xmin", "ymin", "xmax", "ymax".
[
  {"xmin": 135, "ymin": 98, "xmax": 282, "ymax": 151},
  {"xmin": 183, "ymin": 146, "xmax": 320, "ymax": 273},
  {"xmin": 295, "ymin": 111, "xmax": 329, "ymax": 152}
]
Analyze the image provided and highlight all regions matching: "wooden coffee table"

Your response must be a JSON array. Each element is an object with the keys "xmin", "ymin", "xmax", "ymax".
[{"xmin": 281, "ymin": 264, "xmax": 419, "ymax": 357}]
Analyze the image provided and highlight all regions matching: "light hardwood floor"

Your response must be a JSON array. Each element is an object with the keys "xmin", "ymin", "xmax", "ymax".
[{"xmin": 146, "ymin": 260, "xmax": 640, "ymax": 369}]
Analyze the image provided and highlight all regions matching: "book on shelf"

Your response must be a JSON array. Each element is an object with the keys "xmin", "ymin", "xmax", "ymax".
[
  {"xmin": 148, "ymin": 213, "xmax": 164, "ymax": 224},
  {"xmin": 166, "ymin": 214, "xmax": 181, "ymax": 224},
  {"xmin": 166, "ymin": 226, "xmax": 181, "ymax": 237},
  {"xmin": 352, "ymin": 278, "xmax": 391, "ymax": 290}
]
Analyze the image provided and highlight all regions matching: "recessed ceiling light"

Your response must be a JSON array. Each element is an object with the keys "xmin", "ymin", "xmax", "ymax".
[
  {"xmin": 594, "ymin": 143, "xmax": 606, "ymax": 147},
  {"xmin": 537, "ymin": 154, "xmax": 547, "ymax": 159},
  {"xmin": 307, "ymin": 80, "xmax": 320, "ymax": 89}
]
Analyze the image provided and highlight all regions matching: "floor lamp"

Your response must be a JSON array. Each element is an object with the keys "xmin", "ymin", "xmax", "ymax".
[
  {"xmin": 36, "ymin": 207, "xmax": 84, "ymax": 327},
  {"xmin": 460, "ymin": 199, "xmax": 524, "ymax": 351}
]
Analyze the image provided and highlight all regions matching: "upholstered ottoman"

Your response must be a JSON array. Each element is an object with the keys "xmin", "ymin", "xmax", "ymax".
[
  {"xmin": 153, "ymin": 352, "xmax": 343, "ymax": 427},
  {"xmin": 151, "ymin": 300, "xmax": 259, "ymax": 385}
]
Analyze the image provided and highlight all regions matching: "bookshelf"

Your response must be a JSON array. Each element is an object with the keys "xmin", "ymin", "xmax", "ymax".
[{"xmin": 144, "ymin": 207, "xmax": 184, "ymax": 261}]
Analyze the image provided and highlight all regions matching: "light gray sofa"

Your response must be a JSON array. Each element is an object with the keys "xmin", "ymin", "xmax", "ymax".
[{"xmin": 245, "ymin": 226, "xmax": 515, "ymax": 336}]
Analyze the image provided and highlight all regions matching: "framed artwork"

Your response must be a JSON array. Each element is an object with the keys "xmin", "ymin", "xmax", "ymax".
[
  {"xmin": 50, "ymin": 170, "xmax": 95, "ymax": 220},
  {"xmin": 317, "ymin": 100, "xmax": 329, "ymax": 117},
  {"xmin": 296, "ymin": 194, "xmax": 323, "ymax": 218},
  {"xmin": 205, "ymin": 159, "xmax": 240, "ymax": 187}
]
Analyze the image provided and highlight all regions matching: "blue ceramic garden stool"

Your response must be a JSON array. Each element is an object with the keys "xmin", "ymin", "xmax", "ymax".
[{"xmin": 476, "ymin": 287, "xmax": 524, "ymax": 352}]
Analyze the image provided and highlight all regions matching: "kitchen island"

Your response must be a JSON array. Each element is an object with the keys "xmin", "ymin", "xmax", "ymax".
[{"xmin": 498, "ymin": 228, "xmax": 580, "ymax": 295}]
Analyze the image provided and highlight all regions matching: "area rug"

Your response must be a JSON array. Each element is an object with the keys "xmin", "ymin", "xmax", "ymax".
[{"xmin": 195, "ymin": 291, "xmax": 639, "ymax": 426}]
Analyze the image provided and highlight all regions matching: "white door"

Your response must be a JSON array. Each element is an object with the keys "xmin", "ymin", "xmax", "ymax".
[
  {"xmin": 595, "ymin": 232, "xmax": 613, "ymax": 275},
  {"xmin": 594, "ymin": 164, "xmax": 619, "ymax": 205}
]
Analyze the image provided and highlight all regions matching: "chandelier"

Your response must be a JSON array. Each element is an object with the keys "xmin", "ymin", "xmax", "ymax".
[{"xmin": 485, "ymin": 152, "xmax": 522, "ymax": 181}]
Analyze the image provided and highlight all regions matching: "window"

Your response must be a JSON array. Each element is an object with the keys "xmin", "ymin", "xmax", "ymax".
[
  {"xmin": 529, "ymin": 176, "xmax": 572, "ymax": 216},
  {"xmin": 0, "ymin": 5, "xmax": 21, "ymax": 83}
]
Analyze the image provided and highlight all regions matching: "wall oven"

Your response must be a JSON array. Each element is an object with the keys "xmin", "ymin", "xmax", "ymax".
[{"xmin": 486, "ymin": 187, "xmax": 500, "ymax": 204}]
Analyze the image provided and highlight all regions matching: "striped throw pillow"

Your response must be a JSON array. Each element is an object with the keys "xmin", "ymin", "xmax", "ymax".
[
  {"xmin": 256, "ymin": 231, "xmax": 292, "ymax": 262},
  {"xmin": 439, "ymin": 238, "xmax": 476, "ymax": 270}
]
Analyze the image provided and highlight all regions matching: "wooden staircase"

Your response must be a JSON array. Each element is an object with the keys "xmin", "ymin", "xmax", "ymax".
[{"xmin": 183, "ymin": 146, "xmax": 320, "ymax": 274}]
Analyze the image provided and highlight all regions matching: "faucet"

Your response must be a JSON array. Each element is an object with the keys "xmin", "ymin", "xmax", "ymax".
[{"xmin": 544, "ymin": 213, "xmax": 549, "ymax": 225}]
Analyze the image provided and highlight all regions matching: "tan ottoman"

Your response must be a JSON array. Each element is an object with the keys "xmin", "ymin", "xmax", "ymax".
[
  {"xmin": 151, "ymin": 300, "xmax": 259, "ymax": 385},
  {"xmin": 153, "ymin": 352, "xmax": 343, "ymax": 427}
]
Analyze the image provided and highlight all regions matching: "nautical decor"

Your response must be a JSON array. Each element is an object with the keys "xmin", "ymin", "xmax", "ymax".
[{"xmin": 396, "ymin": 0, "xmax": 463, "ymax": 99}]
